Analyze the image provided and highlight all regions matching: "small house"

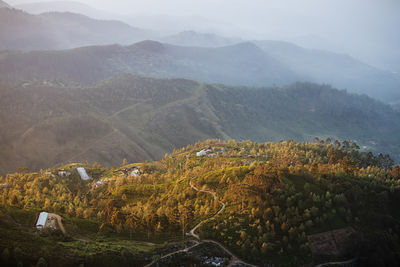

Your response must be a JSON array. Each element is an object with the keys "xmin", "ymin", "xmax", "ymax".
[
  {"xmin": 196, "ymin": 150, "xmax": 207, "ymax": 157},
  {"xmin": 130, "ymin": 167, "xmax": 141, "ymax": 177},
  {"xmin": 77, "ymin": 167, "xmax": 90, "ymax": 180},
  {"xmin": 45, "ymin": 172, "xmax": 55, "ymax": 177},
  {"xmin": 58, "ymin": 171, "xmax": 71, "ymax": 177},
  {"xmin": 36, "ymin": 212, "xmax": 48, "ymax": 230}
]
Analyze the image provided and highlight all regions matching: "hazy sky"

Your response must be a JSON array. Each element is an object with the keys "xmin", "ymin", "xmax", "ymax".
[{"xmin": 6, "ymin": 0, "xmax": 400, "ymax": 71}]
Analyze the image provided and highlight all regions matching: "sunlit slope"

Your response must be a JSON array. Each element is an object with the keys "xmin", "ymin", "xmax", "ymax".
[{"xmin": 0, "ymin": 75, "xmax": 399, "ymax": 174}]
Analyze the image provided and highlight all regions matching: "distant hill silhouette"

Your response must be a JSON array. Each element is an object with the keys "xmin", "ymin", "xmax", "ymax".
[
  {"xmin": 0, "ymin": 38, "xmax": 398, "ymax": 102},
  {"xmin": 0, "ymin": 8, "xmax": 152, "ymax": 51}
]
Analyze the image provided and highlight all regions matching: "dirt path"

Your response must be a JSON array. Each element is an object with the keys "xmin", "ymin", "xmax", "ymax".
[
  {"xmin": 144, "ymin": 177, "xmax": 256, "ymax": 267},
  {"xmin": 315, "ymin": 258, "xmax": 357, "ymax": 267},
  {"xmin": 143, "ymin": 241, "xmax": 201, "ymax": 267},
  {"xmin": 188, "ymin": 180, "xmax": 226, "ymax": 239},
  {"xmin": 188, "ymin": 180, "xmax": 257, "ymax": 267}
]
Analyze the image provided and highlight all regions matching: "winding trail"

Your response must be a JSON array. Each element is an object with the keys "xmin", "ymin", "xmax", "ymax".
[
  {"xmin": 145, "ymin": 178, "xmax": 257, "ymax": 267},
  {"xmin": 188, "ymin": 179, "xmax": 225, "ymax": 240},
  {"xmin": 315, "ymin": 258, "xmax": 357, "ymax": 267},
  {"xmin": 189, "ymin": 179, "xmax": 257, "ymax": 267}
]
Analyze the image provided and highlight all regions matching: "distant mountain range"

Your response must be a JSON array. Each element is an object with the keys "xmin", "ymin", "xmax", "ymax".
[
  {"xmin": 253, "ymin": 40, "xmax": 400, "ymax": 103},
  {"xmin": 1, "ymin": 75, "xmax": 399, "ymax": 174},
  {"xmin": 0, "ymin": 40, "xmax": 301, "ymax": 87},
  {"xmin": 0, "ymin": 8, "xmax": 153, "ymax": 51},
  {"xmin": 14, "ymin": 0, "xmax": 115, "ymax": 20},
  {"xmin": 0, "ymin": 36, "xmax": 398, "ymax": 102}
]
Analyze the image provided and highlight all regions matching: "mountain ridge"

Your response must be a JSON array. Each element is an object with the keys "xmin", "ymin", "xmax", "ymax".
[
  {"xmin": 0, "ymin": 8, "xmax": 152, "ymax": 51},
  {"xmin": 0, "ymin": 32, "xmax": 398, "ymax": 102},
  {"xmin": 1, "ymin": 74, "xmax": 399, "ymax": 175}
]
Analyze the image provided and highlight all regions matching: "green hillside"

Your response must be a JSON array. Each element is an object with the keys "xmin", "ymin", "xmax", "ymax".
[
  {"xmin": 1, "ymin": 75, "xmax": 399, "ymax": 175},
  {"xmin": 1, "ymin": 140, "xmax": 400, "ymax": 266},
  {"xmin": 1, "ymin": 36, "xmax": 398, "ymax": 102},
  {"xmin": 0, "ymin": 40, "xmax": 299, "ymax": 87}
]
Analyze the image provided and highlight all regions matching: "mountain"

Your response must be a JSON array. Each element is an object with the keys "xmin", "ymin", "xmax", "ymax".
[
  {"xmin": 15, "ymin": 0, "xmax": 115, "ymax": 20},
  {"xmin": 0, "ymin": 8, "xmax": 152, "ymax": 51},
  {"xmin": 1, "ymin": 75, "xmax": 399, "ymax": 174},
  {"xmin": 160, "ymin": 31, "xmax": 241, "ymax": 47},
  {"xmin": 157, "ymin": 32, "xmax": 400, "ymax": 102},
  {"xmin": 253, "ymin": 40, "xmax": 400, "ymax": 103},
  {"xmin": 0, "ymin": 40, "xmax": 300, "ymax": 86},
  {"xmin": 1, "ymin": 35, "xmax": 398, "ymax": 102}
]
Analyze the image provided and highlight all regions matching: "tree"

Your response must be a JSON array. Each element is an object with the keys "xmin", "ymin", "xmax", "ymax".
[
  {"xmin": 126, "ymin": 213, "xmax": 139, "ymax": 240},
  {"xmin": 13, "ymin": 247, "xmax": 23, "ymax": 263},
  {"xmin": 178, "ymin": 205, "xmax": 194, "ymax": 238},
  {"xmin": 240, "ymin": 231, "xmax": 247, "ymax": 241},
  {"xmin": 36, "ymin": 257, "xmax": 47, "ymax": 267},
  {"xmin": 391, "ymin": 165, "xmax": 400, "ymax": 179},
  {"xmin": 1, "ymin": 248, "xmax": 10, "ymax": 263},
  {"xmin": 261, "ymin": 242, "xmax": 268, "ymax": 254}
]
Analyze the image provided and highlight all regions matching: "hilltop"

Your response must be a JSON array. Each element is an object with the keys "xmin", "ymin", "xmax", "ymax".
[{"xmin": 0, "ymin": 140, "xmax": 400, "ymax": 266}]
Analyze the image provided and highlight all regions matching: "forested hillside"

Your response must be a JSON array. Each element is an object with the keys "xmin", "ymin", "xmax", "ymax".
[
  {"xmin": 0, "ymin": 75, "xmax": 399, "ymax": 175},
  {"xmin": 0, "ymin": 40, "xmax": 299, "ymax": 86},
  {"xmin": 1, "ymin": 140, "xmax": 400, "ymax": 266},
  {"xmin": 1, "ymin": 39, "xmax": 399, "ymax": 102}
]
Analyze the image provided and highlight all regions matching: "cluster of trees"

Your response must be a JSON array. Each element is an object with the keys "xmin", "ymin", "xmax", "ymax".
[{"xmin": 1, "ymin": 139, "xmax": 400, "ymax": 265}]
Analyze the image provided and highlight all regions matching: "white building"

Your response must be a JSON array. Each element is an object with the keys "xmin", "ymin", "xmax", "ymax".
[
  {"xmin": 77, "ymin": 167, "xmax": 90, "ymax": 180},
  {"xmin": 130, "ymin": 169, "xmax": 140, "ymax": 177},
  {"xmin": 58, "ymin": 171, "xmax": 71, "ymax": 177},
  {"xmin": 196, "ymin": 149, "xmax": 207, "ymax": 157},
  {"xmin": 36, "ymin": 212, "xmax": 48, "ymax": 229}
]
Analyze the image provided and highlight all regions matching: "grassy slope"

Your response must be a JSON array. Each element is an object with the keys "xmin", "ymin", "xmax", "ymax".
[
  {"xmin": 0, "ymin": 205, "xmax": 162, "ymax": 267},
  {"xmin": 1, "ymin": 75, "xmax": 400, "ymax": 174}
]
